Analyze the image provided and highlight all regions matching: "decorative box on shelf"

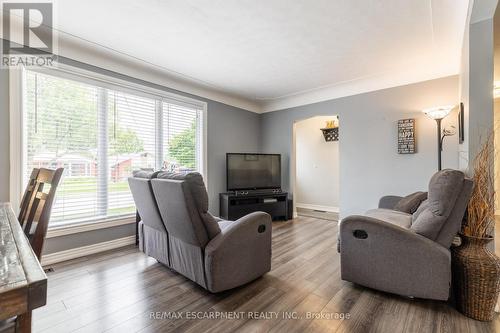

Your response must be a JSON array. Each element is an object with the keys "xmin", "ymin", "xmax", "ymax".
[{"xmin": 320, "ymin": 127, "xmax": 339, "ymax": 142}]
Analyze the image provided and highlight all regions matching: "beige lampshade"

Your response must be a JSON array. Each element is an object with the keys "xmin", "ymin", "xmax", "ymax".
[{"xmin": 422, "ymin": 105, "xmax": 454, "ymax": 120}]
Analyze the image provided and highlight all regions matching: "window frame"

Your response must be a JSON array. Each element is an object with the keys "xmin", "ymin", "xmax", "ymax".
[{"xmin": 9, "ymin": 64, "xmax": 208, "ymax": 234}]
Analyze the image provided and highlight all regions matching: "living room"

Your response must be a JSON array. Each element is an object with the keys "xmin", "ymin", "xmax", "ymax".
[{"xmin": 0, "ymin": 0, "xmax": 499, "ymax": 332}]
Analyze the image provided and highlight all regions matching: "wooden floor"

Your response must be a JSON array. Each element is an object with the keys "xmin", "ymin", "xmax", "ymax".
[{"xmin": 33, "ymin": 217, "xmax": 499, "ymax": 333}]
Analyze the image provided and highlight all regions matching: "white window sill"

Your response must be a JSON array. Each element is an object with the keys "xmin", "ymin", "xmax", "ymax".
[{"xmin": 46, "ymin": 214, "xmax": 136, "ymax": 238}]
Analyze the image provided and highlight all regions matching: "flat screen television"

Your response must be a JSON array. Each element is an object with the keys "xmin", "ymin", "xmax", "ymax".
[{"xmin": 226, "ymin": 153, "xmax": 281, "ymax": 191}]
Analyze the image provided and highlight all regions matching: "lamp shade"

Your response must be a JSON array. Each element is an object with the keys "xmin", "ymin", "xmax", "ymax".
[{"xmin": 422, "ymin": 105, "xmax": 454, "ymax": 120}]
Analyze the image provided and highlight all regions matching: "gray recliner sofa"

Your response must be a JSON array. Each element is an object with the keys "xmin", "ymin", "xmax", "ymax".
[
  {"xmin": 339, "ymin": 169, "xmax": 473, "ymax": 300},
  {"xmin": 128, "ymin": 171, "xmax": 272, "ymax": 293}
]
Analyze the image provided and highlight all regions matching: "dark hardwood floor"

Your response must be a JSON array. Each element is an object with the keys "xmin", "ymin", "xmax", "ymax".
[{"xmin": 34, "ymin": 217, "xmax": 499, "ymax": 333}]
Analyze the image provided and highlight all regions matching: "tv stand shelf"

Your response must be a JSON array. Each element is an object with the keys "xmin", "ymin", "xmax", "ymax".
[{"xmin": 220, "ymin": 192, "xmax": 288, "ymax": 221}]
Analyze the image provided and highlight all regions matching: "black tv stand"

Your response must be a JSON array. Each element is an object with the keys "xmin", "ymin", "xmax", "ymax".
[{"xmin": 220, "ymin": 191, "xmax": 288, "ymax": 221}]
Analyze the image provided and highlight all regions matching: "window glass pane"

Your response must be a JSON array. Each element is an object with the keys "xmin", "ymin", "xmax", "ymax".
[
  {"xmin": 162, "ymin": 103, "xmax": 200, "ymax": 173},
  {"xmin": 25, "ymin": 71, "xmax": 99, "ymax": 223}
]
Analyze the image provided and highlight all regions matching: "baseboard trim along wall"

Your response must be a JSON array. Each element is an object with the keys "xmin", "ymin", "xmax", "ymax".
[
  {"xmin": 41, "ymin": 235, "xmax": 136, "ymax": 266},
  {"xmin": 296, "ymin": 203, "xmax": 340, "ymax": 213}
]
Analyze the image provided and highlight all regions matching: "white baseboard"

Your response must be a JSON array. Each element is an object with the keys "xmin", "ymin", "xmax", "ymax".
[
  {"xmin": 296, "ymin": 203, "xmax": 339, "ymax": 213},
  {"xmin": 41, "ymin": 235, "xmax": 136, "ymax": 266}
]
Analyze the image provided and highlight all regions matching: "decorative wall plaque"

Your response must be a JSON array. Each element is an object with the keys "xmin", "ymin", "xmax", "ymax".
[{"xmin": 398, "ymin": 119, "xmax": 415, "ymax": 154}]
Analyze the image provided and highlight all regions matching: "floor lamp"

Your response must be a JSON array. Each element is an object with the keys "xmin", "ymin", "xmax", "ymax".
[{"xmin": 423, "ymin": 105, "xmax": 454, "ymax": 171}]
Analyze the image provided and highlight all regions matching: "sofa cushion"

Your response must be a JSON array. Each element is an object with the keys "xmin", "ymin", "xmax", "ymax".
[
  {"xmin": 393, "ymin": 191, "xmax": 428, "ymax": 214},
  {"xmin": 410, "ymin": 169, "xmax": 464, "ymax": 241},
  {"xmin": 412, "ymin": 199, "xmax": 429, "ymax": 222},
  {"xmin": 132, "ymin": 169, "xmax": 159, "ymax": 179},
  {"xmin": 156, "ymin": 172, "xmax": 221, "ymax": 239},
  {"xmin": 365, "ymin": 208, "xmax": 412, "ymax": 228}
]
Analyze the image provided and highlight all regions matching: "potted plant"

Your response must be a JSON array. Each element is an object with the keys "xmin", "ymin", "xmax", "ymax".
[{"xmin": 452, "ymin": 135, "xmax": 500, "ymax": 321}]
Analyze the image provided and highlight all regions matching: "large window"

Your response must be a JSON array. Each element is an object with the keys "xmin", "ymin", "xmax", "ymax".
[{"xmin": 23, "ymin": 69, "xmax": 204, "ymax": 225}]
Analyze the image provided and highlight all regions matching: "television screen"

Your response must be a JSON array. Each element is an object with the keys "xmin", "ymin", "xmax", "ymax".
[{"xmin": 227, "ymin": 153, "xmax": 281, "ymax": 191}]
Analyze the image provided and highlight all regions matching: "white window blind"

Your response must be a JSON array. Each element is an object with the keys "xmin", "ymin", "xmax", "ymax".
[
  {"xmin": 24, "ymin": 69, "xmax": 204, "ymax": 226},
  {"xmin": 162, "ymin": 102, "xmax": 201, "ymax": 173}
]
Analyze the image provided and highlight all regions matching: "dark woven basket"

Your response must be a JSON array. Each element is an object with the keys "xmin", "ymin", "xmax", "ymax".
[{"xmin": 452, "ymin": 234, "xmax": 500, "ymax": 321}]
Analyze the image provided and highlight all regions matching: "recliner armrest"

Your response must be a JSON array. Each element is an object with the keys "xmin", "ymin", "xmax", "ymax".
[
  {"xmin": 378, "ymin": 195, "xmax": 403, "ymax": 209},
  {"xmin": 204, "ymin": 212, "xmax": 272, "ymax": 292},
  {"xmin": 209, "ymin": 212, "xmax": 223, "ymax": 223},
  {"xmin": 339, "ymin": 215, "xmax": 451, "ymax": 300},
  {"xmin": 340, "ymin": 215, "xmax": 449, "ymax": 254}
]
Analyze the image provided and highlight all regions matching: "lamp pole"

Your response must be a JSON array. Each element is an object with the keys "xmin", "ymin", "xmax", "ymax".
[{"xmin": 436, "ymin": 118, "xmax": 442, "ymax": 171}]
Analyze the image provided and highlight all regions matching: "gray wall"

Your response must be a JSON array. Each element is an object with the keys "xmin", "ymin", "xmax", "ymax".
[
  {"xmin": 44, "ymin": 223, "xmax": 136, "ymax": 254},
  {"xmin": 468, "ymin": 18, "xmax": 494, "ymax": 163},
  {"xmin": 0, "ymin": 57, "xmax": 260, "ymax": 254},
  {"xmin": 261, "ymin": 76, "xmax": 460, "ymax": 217},
  {"xmin": 460, "ymin": 5, "xmax": 496, "ymax": 169},
  {"xmin": 459, "ymin": 4, "xmax": 496, "ymax": 248},
  {"xmin": 461, "ymin": 0, "xmax": 497, "ymax": 249},
  {"xmin": 206, "ymin": 101, "xmax": 260, "ymax": 213},
  {"xmin": 458, "ymin": 12, "xmax": 470, "ymax": 171}
]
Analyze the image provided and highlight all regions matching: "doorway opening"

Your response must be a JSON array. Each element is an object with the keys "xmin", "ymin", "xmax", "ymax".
[{"xmin": 292, "ymin": 115, "xmax": 340, "ymax": 221}]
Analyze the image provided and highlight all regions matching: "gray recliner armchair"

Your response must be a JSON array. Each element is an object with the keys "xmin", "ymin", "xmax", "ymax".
[
  {"xmin": 128, "ymin": 171, "xmax": 272, "ymax": 293},
  {"xmin": 339, "ymin": 169, "xmax": 473, "ymax": 300}
]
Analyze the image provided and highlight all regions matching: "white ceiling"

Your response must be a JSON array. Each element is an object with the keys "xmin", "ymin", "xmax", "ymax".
[{"xmin": 48, "ymin": 1, "xmax": 470, "ymax": 111}]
